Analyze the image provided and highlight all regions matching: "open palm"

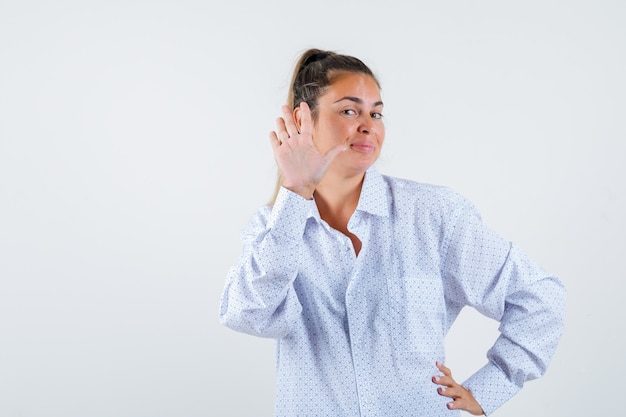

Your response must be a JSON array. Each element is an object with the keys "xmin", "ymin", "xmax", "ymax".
[{"xmin": 269, "ymin": 102, "xmax": 346, "ymax": 199}]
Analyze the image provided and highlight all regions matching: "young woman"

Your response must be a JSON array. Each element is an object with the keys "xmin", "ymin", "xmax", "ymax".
[{"xmin": 219, "ymin": 49, "xmax": 565, "ymax": 416}]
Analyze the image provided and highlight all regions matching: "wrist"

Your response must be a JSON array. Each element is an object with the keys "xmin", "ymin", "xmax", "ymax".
[{"xmin": 281, "ymin": 182, "xmax": 315, "ymax": 200}]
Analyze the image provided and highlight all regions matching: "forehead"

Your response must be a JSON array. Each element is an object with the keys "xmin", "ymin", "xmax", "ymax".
[{"xmin": 321, "ymin": 72, "xmax": 382, "ymax": 104}]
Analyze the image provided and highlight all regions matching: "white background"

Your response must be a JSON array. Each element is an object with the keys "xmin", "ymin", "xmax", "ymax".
[{"xmin": 1, "ymin": 1, "xmax": 624, "ymax": 416}]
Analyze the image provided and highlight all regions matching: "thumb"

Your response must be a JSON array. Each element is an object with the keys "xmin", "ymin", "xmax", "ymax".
[{"xmin": 323, "ymin": 144, "xmax": 347, "ymax": 164}]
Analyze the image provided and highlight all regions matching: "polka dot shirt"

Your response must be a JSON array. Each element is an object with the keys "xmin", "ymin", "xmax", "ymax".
[{"xmin": 220, "ymin": 167, "xmax": 566, "ymax": 416}]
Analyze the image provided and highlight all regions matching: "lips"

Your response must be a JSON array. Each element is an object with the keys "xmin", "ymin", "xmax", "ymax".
[{"xmin": 350, "ymin": 142, "xmax": 376, "ymax": 153}]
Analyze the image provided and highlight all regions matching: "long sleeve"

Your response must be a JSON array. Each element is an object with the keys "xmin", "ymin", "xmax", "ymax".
[
  {"xmin": 219, "ymin": 170, "xmax": 566, "ymax": 416},
  {"xmin": 441, "ymin": 196, "xmax": 566, "ymax": 415},
  {"xmin": 219, "ymin": 187, "xmax": 313, "ymax": 338}
]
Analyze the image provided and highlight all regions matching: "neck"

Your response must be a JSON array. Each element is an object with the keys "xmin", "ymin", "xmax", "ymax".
[
  {"xmin": 314, "ymin": 170, "xmax": 366, "ymax": 256},
  {"xmin": 314, "ymin": 170, "xmax": 365, "ymax": 228}
]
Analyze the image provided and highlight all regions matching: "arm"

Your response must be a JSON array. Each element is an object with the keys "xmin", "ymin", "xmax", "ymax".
[
  {"xmin": 218, "ymin": 187, "xmax": 312, "ymax": 338},
  {"xmin": 441, "ymin": 196, "xmax": 566, "ymax": 415},
  {"xmin": 220, "ymin": 101, "xmax": 345, "ymax": 338}
]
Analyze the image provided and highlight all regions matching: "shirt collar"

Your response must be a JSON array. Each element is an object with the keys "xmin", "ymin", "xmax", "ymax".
[
  {"xmin": 307, "ymin": 166, "xmax": 390, "ymax": 221},
  {"xmin": 355, "ymin": 166, "xmax": 390, "ymax": 218}
]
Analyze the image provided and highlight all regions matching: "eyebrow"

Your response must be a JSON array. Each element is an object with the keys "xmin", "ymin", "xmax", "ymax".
[{"xmin": 334, "ymin": 96, "xmax": 384, "ymax": 107}]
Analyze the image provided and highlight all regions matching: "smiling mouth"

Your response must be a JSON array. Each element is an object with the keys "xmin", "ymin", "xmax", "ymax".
[{"xmin": 350, "ymin": 143, "xmax": 375, "ymax": 153}]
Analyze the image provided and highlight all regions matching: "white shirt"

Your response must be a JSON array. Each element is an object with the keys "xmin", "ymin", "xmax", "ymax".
[{"xmin": 220, "ymin": 167, "xmax": 566, "ymax": 416}]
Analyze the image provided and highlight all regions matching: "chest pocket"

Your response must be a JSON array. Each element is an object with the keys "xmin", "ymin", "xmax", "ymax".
[{"xmin": 385, "ymin": 267, "xmax": 446, "ymax": 353}]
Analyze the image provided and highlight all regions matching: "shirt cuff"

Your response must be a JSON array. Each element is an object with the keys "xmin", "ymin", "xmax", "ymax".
[
  {"xmin": 266, "ymin": 186, "xmax": 315, "ymax": 241},
  {"xmin": 462, "ymin": 362, "xmax": 523, "ymax": 416}
]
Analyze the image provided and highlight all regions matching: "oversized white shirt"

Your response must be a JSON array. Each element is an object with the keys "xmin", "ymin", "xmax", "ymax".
[{"xmin": 219, "ymin": 167, "xmax": 566, "ymax": 416}]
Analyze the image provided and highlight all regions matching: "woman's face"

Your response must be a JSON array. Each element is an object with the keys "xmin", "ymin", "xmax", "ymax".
[{"xmin": 300, "ymin": 72, "xmax": 385, "ymax": 178}]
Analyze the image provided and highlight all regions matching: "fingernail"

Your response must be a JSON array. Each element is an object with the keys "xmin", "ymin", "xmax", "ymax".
[{"xmin": 433, "ymin": 376, "xmax": 440, "ymax": 383}]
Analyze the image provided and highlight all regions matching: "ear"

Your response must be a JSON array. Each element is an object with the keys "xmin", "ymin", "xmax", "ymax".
[{"xmin": 293, "ymin": 106, "xmax": 302, "ymax": 131}]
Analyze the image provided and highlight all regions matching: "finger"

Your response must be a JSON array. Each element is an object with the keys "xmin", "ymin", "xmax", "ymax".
[
  {"xmin": 446, "ymin": 399, "xmax": 460, "ymax": 411},
  {"xmin": 438, "ymin": 388, "xmax": 465, "ymax": 410},
  {"xmin": 275, "ymin": 117, "xmax": 289, "ymax": 142},
  {"xmin": 432, "ymin": 363, "xmax": 458, "ymax": 390},
  {"xmin": 436, "ymin": 361, "xmax": 451, "ymax": 377},
  {"xmin": 437, "ymin": 385, "xmax": 464, "ymax": 399},
  {"xmin": 445, "ymin": 397, "xmax": 471, "ymax": 412},
  {"xmin": 323, "ymin": 143, "xmax": 347, "ymax": 164},
  {"xmin": 432, "ymin": 375, "xmax": 456, "ymax": 388},
  {"xmin": 269, "ymin": 131, "xmax": 281, "ymax": 151},
  {"xmin": 281, "ymin": 105, "xmax": 300, "ymax": 137},
  {"xmin": 439, "ymin": 386, "xmax": 484, "ymax": 415}
]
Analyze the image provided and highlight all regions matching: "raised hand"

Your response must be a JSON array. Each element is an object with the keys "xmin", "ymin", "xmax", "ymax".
[
  {"xmin": 269, "ymin": 102, "xmax": 346, "ymax": 199},
  {"xmin": 432, "ymin": 361, "xmax": 485, "ymax": 415}
]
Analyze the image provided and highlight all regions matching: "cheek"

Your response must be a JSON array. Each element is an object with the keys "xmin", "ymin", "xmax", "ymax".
[
  {"xmin": 316, "ymin": 120, "xmax": 348, "ymax": 142},
  {"xmin": 377, "ymin": 127, "xmax": 386, "ymax": 144},
  {"xmin": 311, "ymin": 126, "xmax": 338, "ymax": 152}
]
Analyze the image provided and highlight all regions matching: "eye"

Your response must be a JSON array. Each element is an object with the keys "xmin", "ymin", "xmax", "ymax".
[
  {"xmin": 342, "ymin": 109, "xmax": 357, "ymax": 116},
  {"xmin": 371, "ymin": 112, "xmax": 383, "ymax": 119}
]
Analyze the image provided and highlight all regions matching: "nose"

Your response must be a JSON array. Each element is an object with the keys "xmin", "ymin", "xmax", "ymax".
[{"xmin": 357, "ymin": 115, "xmax": 374, "ymax": 134}]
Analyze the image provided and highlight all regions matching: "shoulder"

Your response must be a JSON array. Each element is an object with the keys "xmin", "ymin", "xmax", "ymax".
[{"xmin": 380, "ymin": 174, "xmax": 474, "ymax": 215}]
